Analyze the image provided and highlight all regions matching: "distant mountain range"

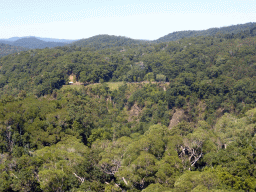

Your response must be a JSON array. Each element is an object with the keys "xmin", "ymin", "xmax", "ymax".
[
  {"xmin": 0, "ymin": 22, "xmax": 255, "ymax": 57},
  {"xmin": 70, "ymin": 22, "xmax": 256, "ymax": 48},
  {"xmin": 0, "ymin": 37, "xmax": 75, "ymax": 57},
  {"xmin": 0, "ymin": 36, "xmax": 76, "ymax": 43}
]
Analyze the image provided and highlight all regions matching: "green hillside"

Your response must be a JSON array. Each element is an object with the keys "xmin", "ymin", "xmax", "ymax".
[
  {"xmin": 11, "ymin": 37, "xmax": 67, "ymax": 49},
  {"xmin": 0, "ymin": 43, "xmax": 28, "ymax": 57},
  {"xmin": 1, "ymin": 22, "xmax": 255, "ymax": 58},
  {"xmin": 70, "ymin": 34, "xmax": 149, "ymax": 50},
  {"xmin": 0, "ymin": 37, "xmax": 68, "ymax": 52},
  {"xmin": 1, "ymin": 25, "xmax": 256, "ymax": 191},
  {"xmin": 155, "ymin": 22, "xmax": 256, "ymax": 43}
]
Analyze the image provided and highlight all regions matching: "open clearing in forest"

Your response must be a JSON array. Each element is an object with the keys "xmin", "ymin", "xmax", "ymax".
[
  {"xmin": 62, "ymin": 84, "xmax": 84, "ymax": 90},
  {"xmin": 105, "ymin": 82, "xmax": 124, "ymax": 90},
  {"xmin": 61, "ymin": 82, "xmax": 125, "ymax": 91},
  {"xmin": 62, "ymin": 81, "xmax": 170, "ymax": 91},
  {"xmin": 86, "ymin": 82, "xmax": 125, "ymax": 91}
]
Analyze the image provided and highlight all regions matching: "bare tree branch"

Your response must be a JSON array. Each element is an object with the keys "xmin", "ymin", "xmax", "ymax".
[
  {"xmin": 73, "ymin": 173, "xmax": 85, "ymax": 183},
  {"xmin": 122, "ymin": 177, "xmax": 128, "ymax": 186},
  {"xmin": 191, "ymin": 152, "xmax": 203, "ymax": 167}
]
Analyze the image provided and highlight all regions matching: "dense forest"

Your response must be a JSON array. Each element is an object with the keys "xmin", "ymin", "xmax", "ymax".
[
  {"xmin": 1, "ymin": 23, "xmax": 256, "ymax": 191},
  {"xmin": 0, "ymin": 44, "xmax": 28, "ymax": 57}
]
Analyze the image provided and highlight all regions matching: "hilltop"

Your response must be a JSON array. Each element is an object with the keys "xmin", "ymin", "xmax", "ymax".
[
  {"xmin": 154, "ymin": 22, "xmax": 256, "ymax": 43},
  {"xmin": 0, "ymin": 22, "xmax": 255, "ymax": 57},
  {"xmin": 11, "ymin": 37, "xmax": 68, "ymax": 49},
  {"xmin": 0, "ymin": 36, "xmax": 76, "ymax": 43},
  {"xmin": 70, "ymin": 34, "xmax": 149, "ymax": 49},
  {"xmin": 0, "ymin": 37, "xmax": 72, "ymax": 50}
]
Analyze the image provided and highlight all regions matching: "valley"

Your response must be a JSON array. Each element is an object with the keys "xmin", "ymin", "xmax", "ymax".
[{"xmin": 1, "ymin": 22, "xmax": 256, "ymax": 191}]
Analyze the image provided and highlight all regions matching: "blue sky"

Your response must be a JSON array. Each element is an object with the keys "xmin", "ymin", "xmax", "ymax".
[{"xmin": 1, "ymin": 0, "xmax": 256, "ymax": 40}]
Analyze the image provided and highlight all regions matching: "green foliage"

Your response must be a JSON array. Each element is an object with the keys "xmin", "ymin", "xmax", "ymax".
[
  {"xmin": 173, "ymin": 170, "xmax": 219, "ymax": 191},
  {"xmin": 144, "ymin": 72, "xmax": 155, "ymax": 82},
  {"xmin": 2, "ymin": 25, "xmax": 256, "ymax": 191},
  {"xmin": 0, "ymin": 43, "xmax": 29, "ymax": 57},
  {"xmin": 156, "ymin": 74, "xmax": 166, "ymax": 82},
  {"xmin": 70, "ymin": 34, "xmax": 149, "ymax": 49}
]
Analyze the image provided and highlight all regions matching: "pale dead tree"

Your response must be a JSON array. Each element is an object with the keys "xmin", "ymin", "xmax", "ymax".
[
  {"xmin": 179, "ymin": 139, "xmax": 203, "ymax": 169},
  {"xmin": 73, "ymin": 173, "xmax": 85, "ymax": 183},
  {"xmin": 191, "ymin": 152, "xmax": 202, "ymax": 167},
  {"xmin": 11, "ymin": 173, "xmax": 18, "ymax": 179},
  {"xmin": 122, "ymin": 177, "xmax": 128, "ymax": 186},
  {"xmin": 100, "ymin": 158, "xmax": 121, "ymax": 175},
  {"xmin": 101, "ymin": 159, "xmax": 130, "ymax": 190},
  {"xmin": 6, "ymin": 126, "xmax": 14, "ymax": 152}
]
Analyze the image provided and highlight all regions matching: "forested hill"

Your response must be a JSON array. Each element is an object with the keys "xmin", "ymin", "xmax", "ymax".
[
  {"xmin": 0, "ymin": 22, "xmax": 255, "ymax": 55},
  {"xmin": 0, "ymin": 36, "xmax": 76, "ymax": 44},
  {"xmin": 2, "ymin": 26, "xmax": 256, "ymax": 191},
  {"xmin": 1, "ymin": 28, "xmax": 256, "ymax": 102},
  {"xmin": 155, "ymin": 22, "xmax": 256, "ymax": 43},
  {"xmin": 69, "ymin": 23, "xmax": 256, "ymax": 50},
  {"xmin": 10, "ymin": 37, "xmax": 67, "ymax": 49},
  {"xmin": 70, "ymin": 34, "xmax": 149, "ymax": 49},
  {"xmin": 0, "ymin": 39, "xmax": 12, "ymax": 45},
  {"xmin": 0, "ymin": 43, "xmax": 29, "ymax": 57},
  {"xmin": 35, "ymin": 37, "xmax": 76, "ymax": 43},
  {"xmin": 0, "ymin": 37, "xmax": 74, "ymax": 57},
  {"xmin": 0, "ymin": 37, "xmax": 68, "ymax": 50}
]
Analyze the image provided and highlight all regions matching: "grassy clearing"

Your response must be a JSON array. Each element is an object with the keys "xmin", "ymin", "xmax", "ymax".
[
  {"xmin": 61, "ymin": 81, "xmax": 169, "ymax": 92},
  {"xmin": 106, "ymin": 82, "xmax": 124, "ymax": 91},
  {"xmin": 62, "ymin": 82, "xmax": 125, "ymax": 91},
  {"xmin": 86, "ymin": 82, "xmax": 124, "ymax": 91},
  {"xmin": 61, "ymin": 85, "xmax": 84, "ymax": 90}
]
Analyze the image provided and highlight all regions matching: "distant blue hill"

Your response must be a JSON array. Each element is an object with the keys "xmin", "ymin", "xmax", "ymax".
[
  {"xmin": 0, "ymin": 37, "xmax": 75, "ymax": 49},
  {"xmin": 36, "ymin": 37, "xmax": 76, "ymax": 43},
  {"xmin": 5, "ymin": 37, "xmax": 21, "ymax": 41},
  {"xmin": 0, "ymin": 36, "xmax": 77, "ymax": 45}
]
